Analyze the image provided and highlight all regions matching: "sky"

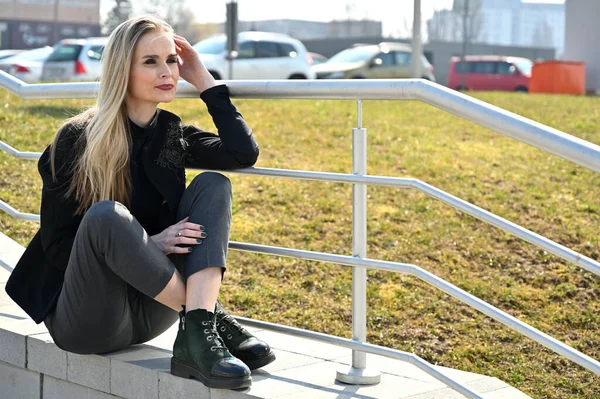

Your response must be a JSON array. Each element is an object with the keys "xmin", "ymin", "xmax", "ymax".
[{"xmin": 100, "ymin": 0, "xmax": 565, "ymax": 37}]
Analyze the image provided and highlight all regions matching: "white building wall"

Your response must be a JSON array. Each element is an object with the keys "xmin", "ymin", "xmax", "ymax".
[{"xmin": 564, "ymin": 0, "xmax": 600, "ymax": 92}]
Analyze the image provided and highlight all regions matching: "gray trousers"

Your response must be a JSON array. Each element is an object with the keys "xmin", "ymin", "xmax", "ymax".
[{"xmin": 44, "ymin": 172, "xmax": 233, "ymax": 354}]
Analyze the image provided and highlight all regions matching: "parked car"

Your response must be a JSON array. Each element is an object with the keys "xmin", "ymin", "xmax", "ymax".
[
  {"xmin": 0, "ymin": 46, "xmax": 53, "ymax": 83},
  {"xmin": 192, "ymin": 32, "xmax": 315, "ymax": 80},
  {"xmin": 312, "ymin": 42, "xmax": 436, "ymax": 81},
  {"xmin": 41, "ymin": 37, "xmax": 108, "ymax": 82},
  {"xmin": 308, "ymin": 52, "xmax": 328, "ymax": 66},
  {"xmin": 0, "ymin": 49, "xmax": 25, "ymax": 61},
  {"xmin": 447, "ymin": 56, "xmax": 533, "ymax": 92}
]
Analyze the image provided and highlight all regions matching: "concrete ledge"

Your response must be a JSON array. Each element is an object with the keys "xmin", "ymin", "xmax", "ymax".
[{"xmin": 0, "ymin": 232, "xmax": 532, "ymax": 399}]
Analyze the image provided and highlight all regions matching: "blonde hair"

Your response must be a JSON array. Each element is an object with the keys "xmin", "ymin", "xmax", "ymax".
[{"xmin": 51, "ymin": 15, "xmax": 173, "ymax": 214}]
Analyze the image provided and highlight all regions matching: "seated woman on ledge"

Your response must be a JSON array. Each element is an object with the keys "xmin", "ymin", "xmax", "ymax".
[{"xmin": 5, "ymin": 15, "xmax": 274, "ymax": 390}]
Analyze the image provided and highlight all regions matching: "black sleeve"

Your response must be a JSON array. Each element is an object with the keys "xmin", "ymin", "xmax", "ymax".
[
  {"xmin": 38, "ymin": 124, "xmax": 84, "ymax": 271},
  {"xmin": 183, "ymin": 84, "xmax": 259, "ymax": 170}
]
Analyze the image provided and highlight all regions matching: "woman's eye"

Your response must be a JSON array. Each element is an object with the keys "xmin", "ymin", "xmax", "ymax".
[
  {"xmin": 167, "ymin": 58, "xmax": 177, "ymax": 64},
  {"xmin": 144, "ymin": 59, "xmax": 156, "ymax": 65}
]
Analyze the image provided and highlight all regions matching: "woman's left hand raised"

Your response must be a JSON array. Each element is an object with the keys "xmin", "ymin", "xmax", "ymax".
[{"xmin": 174, "ymin": 34, "xmax": 217, "ymax": 93}]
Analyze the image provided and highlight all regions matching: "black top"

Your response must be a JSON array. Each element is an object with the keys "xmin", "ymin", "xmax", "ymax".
[
  {"xmin": 6, "ymin": 84, "xmax": 260, "ymax": 324},
  {"xmin": 129, "ymin": 111, "xmax": 163, "ymax": 235}
]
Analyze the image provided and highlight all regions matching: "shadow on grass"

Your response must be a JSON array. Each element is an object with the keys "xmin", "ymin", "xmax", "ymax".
[{"xmin": 18, "ymin": 105, "xmax": 84, "ymax": 119}]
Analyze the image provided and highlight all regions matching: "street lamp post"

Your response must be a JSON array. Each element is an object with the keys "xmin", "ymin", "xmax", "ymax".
[{"xmin": 410, "ymin": 0, "xmax": 422, "ymax": 79}]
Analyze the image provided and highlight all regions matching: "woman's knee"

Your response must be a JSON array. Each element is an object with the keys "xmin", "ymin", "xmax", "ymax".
[
  {"xmin": 83, "ymin": 200, "xmax": 131, "ymax": 227},
  {"xmin": 191, "ymin": 172, "xmax": 232, "ymax": 194}
]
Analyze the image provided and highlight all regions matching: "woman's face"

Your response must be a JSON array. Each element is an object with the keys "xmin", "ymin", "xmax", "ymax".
[{"xmin": 127, "ymin": 30, "xmax": 179, "ymax": 107}]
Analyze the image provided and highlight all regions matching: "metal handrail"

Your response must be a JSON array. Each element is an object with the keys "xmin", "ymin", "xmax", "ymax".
[
  {"xmin": 2, "ymin": 72, "xmax": 600, "ymax": 396},
  {"xmin": 2, "ymin": 152, "xmax": 599, "ymax": 278},
  {"xmin": 1, "ymin": 71, "xmax": 599, "ymax": 173}
]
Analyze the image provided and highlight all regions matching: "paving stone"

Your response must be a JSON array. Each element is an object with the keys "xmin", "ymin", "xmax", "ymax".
[
  {"xmin": 482, "ymin": 386, "xmax": 533, "ymax": 399},
  {"xmin": 0, "ymin": 323, "xmax": 26, "ymax": 367},
  {"xmin": 258, "ymin": 347, "xmax": 323, "ymax": 374},
  {"xmin": 158, "ymin": 371, "xmax": 210, "ymax": 399},
  {"xmin": 0, "ymin": 303, "xmax": 30, "ymax": 320},
  {"xmin": 0, "ymin": 267, "xmax": 10, "ymax": 284},
  {"xmin": 250, "ymin": 330, "xmax": 350, "ymax": 361},
  {"xmin": 0, "ymin": 360, "xmax": 40, "ymax": 399},
  {"xmin": 0, "ymin": 283, "xmax": 13, "ymax": 307},
  {"xmin": 0, "ymin": 232, "xmax": 24, "ymax": 275},
  {"xmin": 0, "ymin": 315, "xmax": 45, "ymax": 367},
  {"xmin": 271, "ymin": 360, "xmax": 441, "ymax": 399},
  {"xmin": 28, "ymin": 332, "xmax": 67, "ymax": 379},
  {"xmin": 335, "ymin": 353, "xmax": 488, "ymax": 387},
  {"xmin": 107, "ymin": 345, "xmax": 171, "ymax": 399},
  {"xmin": 401, "ymin": 376, "xmax": 530, "ymax": 399},
  {"xmin": 43, "ymin": 375, "xmax": 123, "ymax": 399},
  {"xmin": 67, "ymin": 352, "xmax": 111, "ymax": 394}
]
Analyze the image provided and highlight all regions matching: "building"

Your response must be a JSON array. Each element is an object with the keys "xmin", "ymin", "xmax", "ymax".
[
  {"xmin": 0, "ymin": 0, "xmax": 101, "ymax": 49},
  {"xmin": 426, "ymin": 0, "xmax": 564, "ymax": 56},
  {"xmin": 564, "ymin": 0, "xmax": 600, "ymax": 93},
  {"xmin": 194, "ymin": 19, "xmax": 382, "ymax": 42}
]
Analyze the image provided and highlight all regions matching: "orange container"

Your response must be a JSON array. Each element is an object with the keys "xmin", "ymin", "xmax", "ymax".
[{"xmin": 529, "ymin": 61, "xmax": 586, "ymax": 95}]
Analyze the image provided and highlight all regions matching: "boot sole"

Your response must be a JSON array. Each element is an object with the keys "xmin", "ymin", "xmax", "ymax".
[
  {"xmin": 171, "ymin": 358, "xmax": 252, "ymax": 390},
  {"xmin": 244, "ymin": 351, "xmax": 277, "ymax": 370}
]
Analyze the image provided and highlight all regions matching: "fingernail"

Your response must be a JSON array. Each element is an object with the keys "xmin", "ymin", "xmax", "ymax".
[
  {"xmin": 196, "ymin": 239, "xmax": 203, "ymax": 243},
  {"xmin": 188, "ymin": 247, "xmax": 193, "ymax": 252},
  {"xmin": 199, "ymin": 225, "xmax": 205, "ymax": 231},
  {"xmin": 200, "ymin": 233, "xmax": 207, "ymax": 238}
]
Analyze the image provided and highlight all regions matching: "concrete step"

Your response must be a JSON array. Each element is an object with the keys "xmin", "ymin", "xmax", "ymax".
[{"xmin": 0, "ymin": 232, "xmax": 532, "ymax": 399}]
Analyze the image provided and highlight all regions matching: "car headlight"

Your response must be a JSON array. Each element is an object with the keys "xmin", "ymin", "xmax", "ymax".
[{"xmin": 327, "ymin": 71, "xmax": 345, "ymax": 79}]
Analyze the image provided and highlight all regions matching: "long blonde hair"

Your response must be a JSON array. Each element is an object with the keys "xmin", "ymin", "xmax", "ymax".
[{"xmin": 51, "ymin": 15, "xmax": 173, "ymax": 214}]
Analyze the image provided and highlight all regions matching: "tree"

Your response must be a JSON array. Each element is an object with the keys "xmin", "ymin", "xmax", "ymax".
[
  {"xmin": 103, "ymin": 0, "xmax": 133, "ymax": 35},
  {"xmin": 143, "ymin": 0, "xmax": 198, "ymax": 42}
]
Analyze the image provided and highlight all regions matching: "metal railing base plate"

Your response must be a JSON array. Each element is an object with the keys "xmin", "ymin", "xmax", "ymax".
[{"xmin": 336, "ymin": 365, "xmax": 382, "ymax": 385}]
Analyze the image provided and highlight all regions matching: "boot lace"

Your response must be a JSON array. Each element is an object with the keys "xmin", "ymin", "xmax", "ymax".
[
  {"xmin": 216, "ymin": 310, "xmax": 246, "ymax": 340},
  {"xmin": 201, "ymin": 320, "xmax": 228, "ymax": 352}
]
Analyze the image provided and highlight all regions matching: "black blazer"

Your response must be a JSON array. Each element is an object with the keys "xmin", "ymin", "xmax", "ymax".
[{"xmin": 5, "ymin": 84, "xmax": 259, "ymax": 324}]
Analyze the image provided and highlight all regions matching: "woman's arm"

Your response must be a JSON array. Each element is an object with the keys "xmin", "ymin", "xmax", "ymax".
[
  {"xmin": 173, "ymin": 34, "xmax": 259, "ymax": 170},
  {"xmin": 183, "ymin": 84, "xmax": 260, "ymax": 170},
  {"xmin": 38, "ymin": 125, "xmax": 83, "ymax": 271}
]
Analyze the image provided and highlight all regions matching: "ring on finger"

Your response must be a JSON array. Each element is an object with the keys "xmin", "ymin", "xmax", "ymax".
[{"xmin": 176, "ymin": 231, "xmax": 183, "ymax": 237}]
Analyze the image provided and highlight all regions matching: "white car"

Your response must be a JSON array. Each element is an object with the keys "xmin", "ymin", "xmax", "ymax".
[
  {"xmin": 193, "ymin": 32, "xmax": 315, "ymax": 80},
  {"xmin": 0, "ymin": 46, "xmax": 53, "ymax": 83},
  {"xmin": 41, "ymin": 37, "xmax": 108, "ymax": 82}
]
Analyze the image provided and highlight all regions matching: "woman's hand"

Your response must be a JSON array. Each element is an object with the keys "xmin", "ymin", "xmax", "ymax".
[
  {"xmin": 151, "ymin": 217, "xmax": 207, "ymax": 255},
  {"xmin": 174, "ymin": 34, "xmax": 217, "ymax": 93}
]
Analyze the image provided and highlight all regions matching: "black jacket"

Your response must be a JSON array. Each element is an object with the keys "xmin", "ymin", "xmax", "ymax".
[{"xmin": 5, "ymin": 84, "xmax": 259, "ymax": 324}]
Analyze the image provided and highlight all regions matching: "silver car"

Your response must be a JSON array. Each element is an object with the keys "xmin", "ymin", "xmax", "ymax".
[
  {"xmin": 41, "ymin": 37, "xmax": 108, "ymax": 82},
  {"xmin": 0, "ymin": 46, "xmax": 53, "ymax": 83}
]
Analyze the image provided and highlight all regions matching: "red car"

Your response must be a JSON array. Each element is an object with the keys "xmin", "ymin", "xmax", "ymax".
[{"xmin": 448, "ymin": 56, "xmax": 533, "ymax": 92}]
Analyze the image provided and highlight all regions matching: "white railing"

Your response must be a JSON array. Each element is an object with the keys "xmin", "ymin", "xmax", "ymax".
[{"xmin": 2, "ymin": 71, "xmax": 600, "ymax": 399}]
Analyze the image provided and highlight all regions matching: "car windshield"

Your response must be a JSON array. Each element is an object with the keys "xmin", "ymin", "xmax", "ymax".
[
  {"xmin": 47, "ymin": 44, "xmax": 82, "ymax": 62},
  {"xmin": 327, "ymin": 47, "xmax": 376, "ymax": 63},
  {"xmin": 514, "ymin": 59, "xmax": 533, "ymax": 76},
  {"xmin": 193, "ymin": 36, "xmax": 226, "ymax": 54}
]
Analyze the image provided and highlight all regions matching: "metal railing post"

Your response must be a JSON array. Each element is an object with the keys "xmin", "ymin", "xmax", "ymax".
[{"xmin": 336, "ymin": 100, "xmax": 381, "ymax": 385}]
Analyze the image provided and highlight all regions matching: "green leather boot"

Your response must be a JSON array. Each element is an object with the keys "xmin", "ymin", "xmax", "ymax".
[
  {"xmin": 215, "ymin": 300, "xmax": 276, "ymax": 370},
  {"xmin": 171, "ymin": 307, "xmax": 251, "ymax": 389}
]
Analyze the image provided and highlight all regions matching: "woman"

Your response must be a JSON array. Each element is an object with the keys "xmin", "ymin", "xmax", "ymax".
[{"xmin": 5, "ymin": 15, "xmax": 273, "ymax": 390}]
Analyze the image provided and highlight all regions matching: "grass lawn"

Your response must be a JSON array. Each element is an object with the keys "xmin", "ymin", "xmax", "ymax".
[{"xmin": 1, "ymin": 88, "xmax": 599, "ymax": 398}]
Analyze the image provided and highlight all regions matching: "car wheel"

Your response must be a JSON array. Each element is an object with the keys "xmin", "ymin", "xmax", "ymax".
[
  {"xmin": 288, "ymin": 74, "xmax": 306, "ymax": 79},
  {"xmin": 515, "ymin": 86, "xmax": 528, "ymax": 93},
  {"xmin": 209, "ymin": 71, "xmax": 221, "ymax": 80},
  {"xmin": 352, "ymin": 76, "xmax": 365, "ymax": 79}
]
